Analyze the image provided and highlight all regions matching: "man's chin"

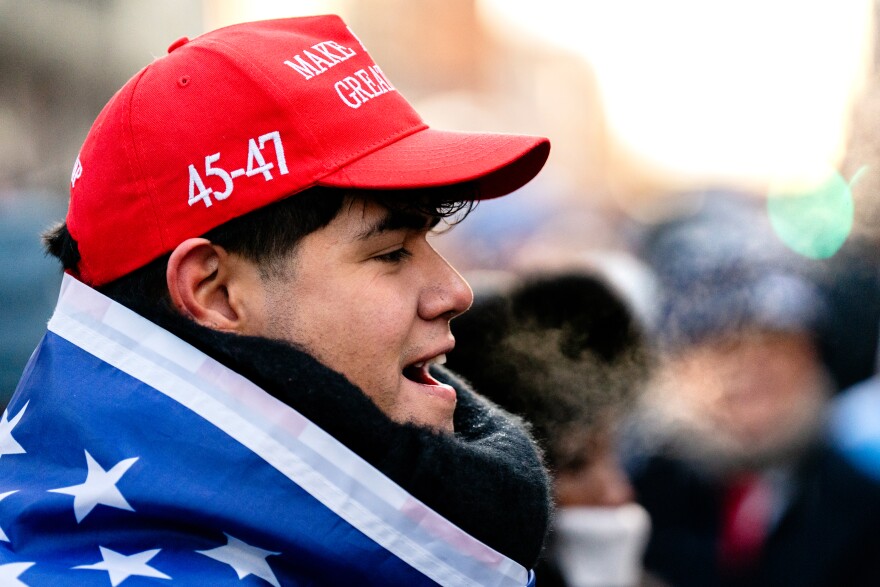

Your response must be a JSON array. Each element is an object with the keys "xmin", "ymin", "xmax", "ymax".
[
  {"xmin": 392, "ymin": 377, "xmax": 457, "ymax": 431},
  {"xmin": 420, "ymin": 418, "xmax": 455, "ymax": 435},
  {"xmin": 403, "ymin": 406, "xmax": 457, "ymax": 435},
  {"xmin": 394, "ymin": 409, "xmax": 455, "ymax": 434}
]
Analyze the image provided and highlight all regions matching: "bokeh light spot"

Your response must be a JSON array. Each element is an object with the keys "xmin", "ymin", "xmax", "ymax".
[{"xmin": 767, "ymin": 169, "xmax": 856, "ymax": 259}]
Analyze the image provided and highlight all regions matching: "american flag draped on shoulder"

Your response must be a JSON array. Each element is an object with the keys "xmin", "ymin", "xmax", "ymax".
[{"xmin": 0, "ymin": 274, "xmax": 533, "ymax": 587}]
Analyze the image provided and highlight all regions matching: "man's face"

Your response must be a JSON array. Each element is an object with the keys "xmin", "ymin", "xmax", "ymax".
[
  {"xmin": 245, "ymin": 197, "xmax": 473, "ymax": 433},
  {"xmin": 646, "ymin": 329, "xmax": 830, "ymax": 470},
  {"xmin": 554, "ymin": 424, "xmax": 635, "ymax": 508}
]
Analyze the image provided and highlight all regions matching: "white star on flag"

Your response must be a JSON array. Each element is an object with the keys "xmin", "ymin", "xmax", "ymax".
[
  {"xmin": 49, "ymin": 450, "xmax": 138, "ymax": 523},
  {"xmin": 0, "ymin": 490, "xmax": 18, "ymax": 542},
  {"xmin": 0, "ymin": 562, "xmax": 34, "ymax": 587},
  {"xmin": 74, "ymin": 547, "xmax": 170, "ymax": 586},
  {"xmin": 197, "ymin": 533, "xmax": 282, "ymax": 587},
  {"xmin": 0, "ymin": 401, "xmax": 28, "ymax": 459}
]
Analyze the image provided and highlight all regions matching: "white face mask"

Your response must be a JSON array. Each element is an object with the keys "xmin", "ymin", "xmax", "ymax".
[{"xmin": 552, "ymin": 503, "xmax": 651, "ymax": 587}]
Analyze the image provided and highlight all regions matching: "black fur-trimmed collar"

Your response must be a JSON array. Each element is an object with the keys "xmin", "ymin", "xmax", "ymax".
[{"xmin": 136, "ymin": 304, "xmax": 551, "ymax": 569}]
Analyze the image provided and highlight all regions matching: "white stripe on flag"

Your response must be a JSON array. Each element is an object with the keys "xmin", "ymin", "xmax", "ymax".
[{"xmin": 48, "ymin": 274, "xmax": 526, "ymax": 587}]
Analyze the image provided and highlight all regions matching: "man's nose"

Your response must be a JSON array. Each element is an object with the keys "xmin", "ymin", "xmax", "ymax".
[
  {"xmin": 418, "ymin": 246, "xmax": 473, "ymax": 322},
  {"xmin": 596, "ymin": 459, "xmax": 636, "ymax": 507}
]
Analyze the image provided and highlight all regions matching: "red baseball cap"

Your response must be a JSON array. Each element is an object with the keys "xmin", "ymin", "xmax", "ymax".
[{"xmin": 67, "ymin": 14, "xmax": 550, "ymax": 286}]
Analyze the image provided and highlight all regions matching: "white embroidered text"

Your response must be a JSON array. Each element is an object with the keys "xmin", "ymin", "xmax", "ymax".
[{"xmin": 188, "ymin": 131, "xmax": 288, "ymax": 208}]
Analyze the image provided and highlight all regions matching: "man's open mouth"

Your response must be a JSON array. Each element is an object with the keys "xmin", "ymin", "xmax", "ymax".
[{"xmin": 403, "ymin": 354, "xmax": 447, "ymax": 385}]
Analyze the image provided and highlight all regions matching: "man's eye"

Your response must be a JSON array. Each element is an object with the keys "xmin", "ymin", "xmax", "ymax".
[{"xmin": 374, "ymin": 248, "xmax": 412, "ymax": 263}]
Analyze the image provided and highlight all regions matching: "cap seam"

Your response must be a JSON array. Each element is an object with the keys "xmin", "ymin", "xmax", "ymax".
[
  {"xmin": 200, "ymin": 37, "xmax": 332, "ymax": 169},
  {"xmin": 125, "ymin": 66, "xmax": 168, "ymax": 254}
]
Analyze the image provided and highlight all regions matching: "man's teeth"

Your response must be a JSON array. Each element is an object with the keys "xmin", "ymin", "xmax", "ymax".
[{"xmin": 411, "ymin": 354, "xmax": 447, "ymax": 369}]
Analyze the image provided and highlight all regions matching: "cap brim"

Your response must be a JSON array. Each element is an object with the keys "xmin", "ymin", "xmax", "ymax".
[{"xmin": 318, "ymin": 129, "xmax": 550, "ymax": 200}]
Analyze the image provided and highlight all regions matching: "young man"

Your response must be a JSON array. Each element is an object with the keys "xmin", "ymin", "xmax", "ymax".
[{"xmin": 0, "ymin": 16, "xmax": 551, "ymax": 586}]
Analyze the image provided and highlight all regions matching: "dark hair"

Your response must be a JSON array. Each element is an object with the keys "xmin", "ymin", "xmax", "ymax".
[
  {"xmin": 43, "ymin": 184, "xmax": 476, "ymax": 317},
  {"xmin": 447, "ymin": 272, "xmax": 651, "ymax": 473}
]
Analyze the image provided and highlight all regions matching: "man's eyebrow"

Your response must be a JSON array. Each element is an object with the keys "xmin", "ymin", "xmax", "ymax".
[{"xmin": 354, "ymin": 209, "xmax": 440, "ymax": 241}]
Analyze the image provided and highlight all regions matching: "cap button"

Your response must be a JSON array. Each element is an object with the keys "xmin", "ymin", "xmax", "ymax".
[{"xmin": 167, "ymin": 37, "xmax": 190, "ymax": 53}]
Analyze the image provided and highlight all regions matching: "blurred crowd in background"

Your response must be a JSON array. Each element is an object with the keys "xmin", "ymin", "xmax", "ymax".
[{"xmin": 4, "ymin": 1, "xmax": 880, "ymax": 585}]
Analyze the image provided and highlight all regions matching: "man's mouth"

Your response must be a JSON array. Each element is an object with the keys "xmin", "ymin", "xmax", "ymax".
[{"xmin": 403, "ymin": 354, "xmax": 447, "ymax": 385}]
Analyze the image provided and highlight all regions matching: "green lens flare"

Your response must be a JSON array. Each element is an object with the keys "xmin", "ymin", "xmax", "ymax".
[{"xmin": 767, "ymin": 169, "xmax": 858, "ymax": 259}]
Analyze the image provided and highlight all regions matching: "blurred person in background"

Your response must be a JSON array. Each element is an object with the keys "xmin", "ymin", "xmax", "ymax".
[
  {"xmin": 447, "ymin": 271, "xmax": 660, "ymax": 587},
  {"xmin": 624, "ymin": 191, "xmax": 880, "ymax": 587}
]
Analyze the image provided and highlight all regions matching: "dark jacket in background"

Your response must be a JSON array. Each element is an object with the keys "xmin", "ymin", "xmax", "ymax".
[{"xmin": 630, "ymin": 442, "xmax": 880, "ymax": 587}]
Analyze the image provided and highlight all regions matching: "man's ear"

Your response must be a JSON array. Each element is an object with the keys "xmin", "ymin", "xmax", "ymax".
[{"xmin": 166, "ymin": 238, "xmax": 263, "ymax": 333}]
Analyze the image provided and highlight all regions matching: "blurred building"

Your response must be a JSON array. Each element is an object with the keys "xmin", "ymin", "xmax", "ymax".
[
  {"xmin": 0, "ymin": 0, "xmax": 203, "ymax": 192},
  {"xmin": 841, "ymin": 0, "xmax": 880, "ymax": 245}
]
